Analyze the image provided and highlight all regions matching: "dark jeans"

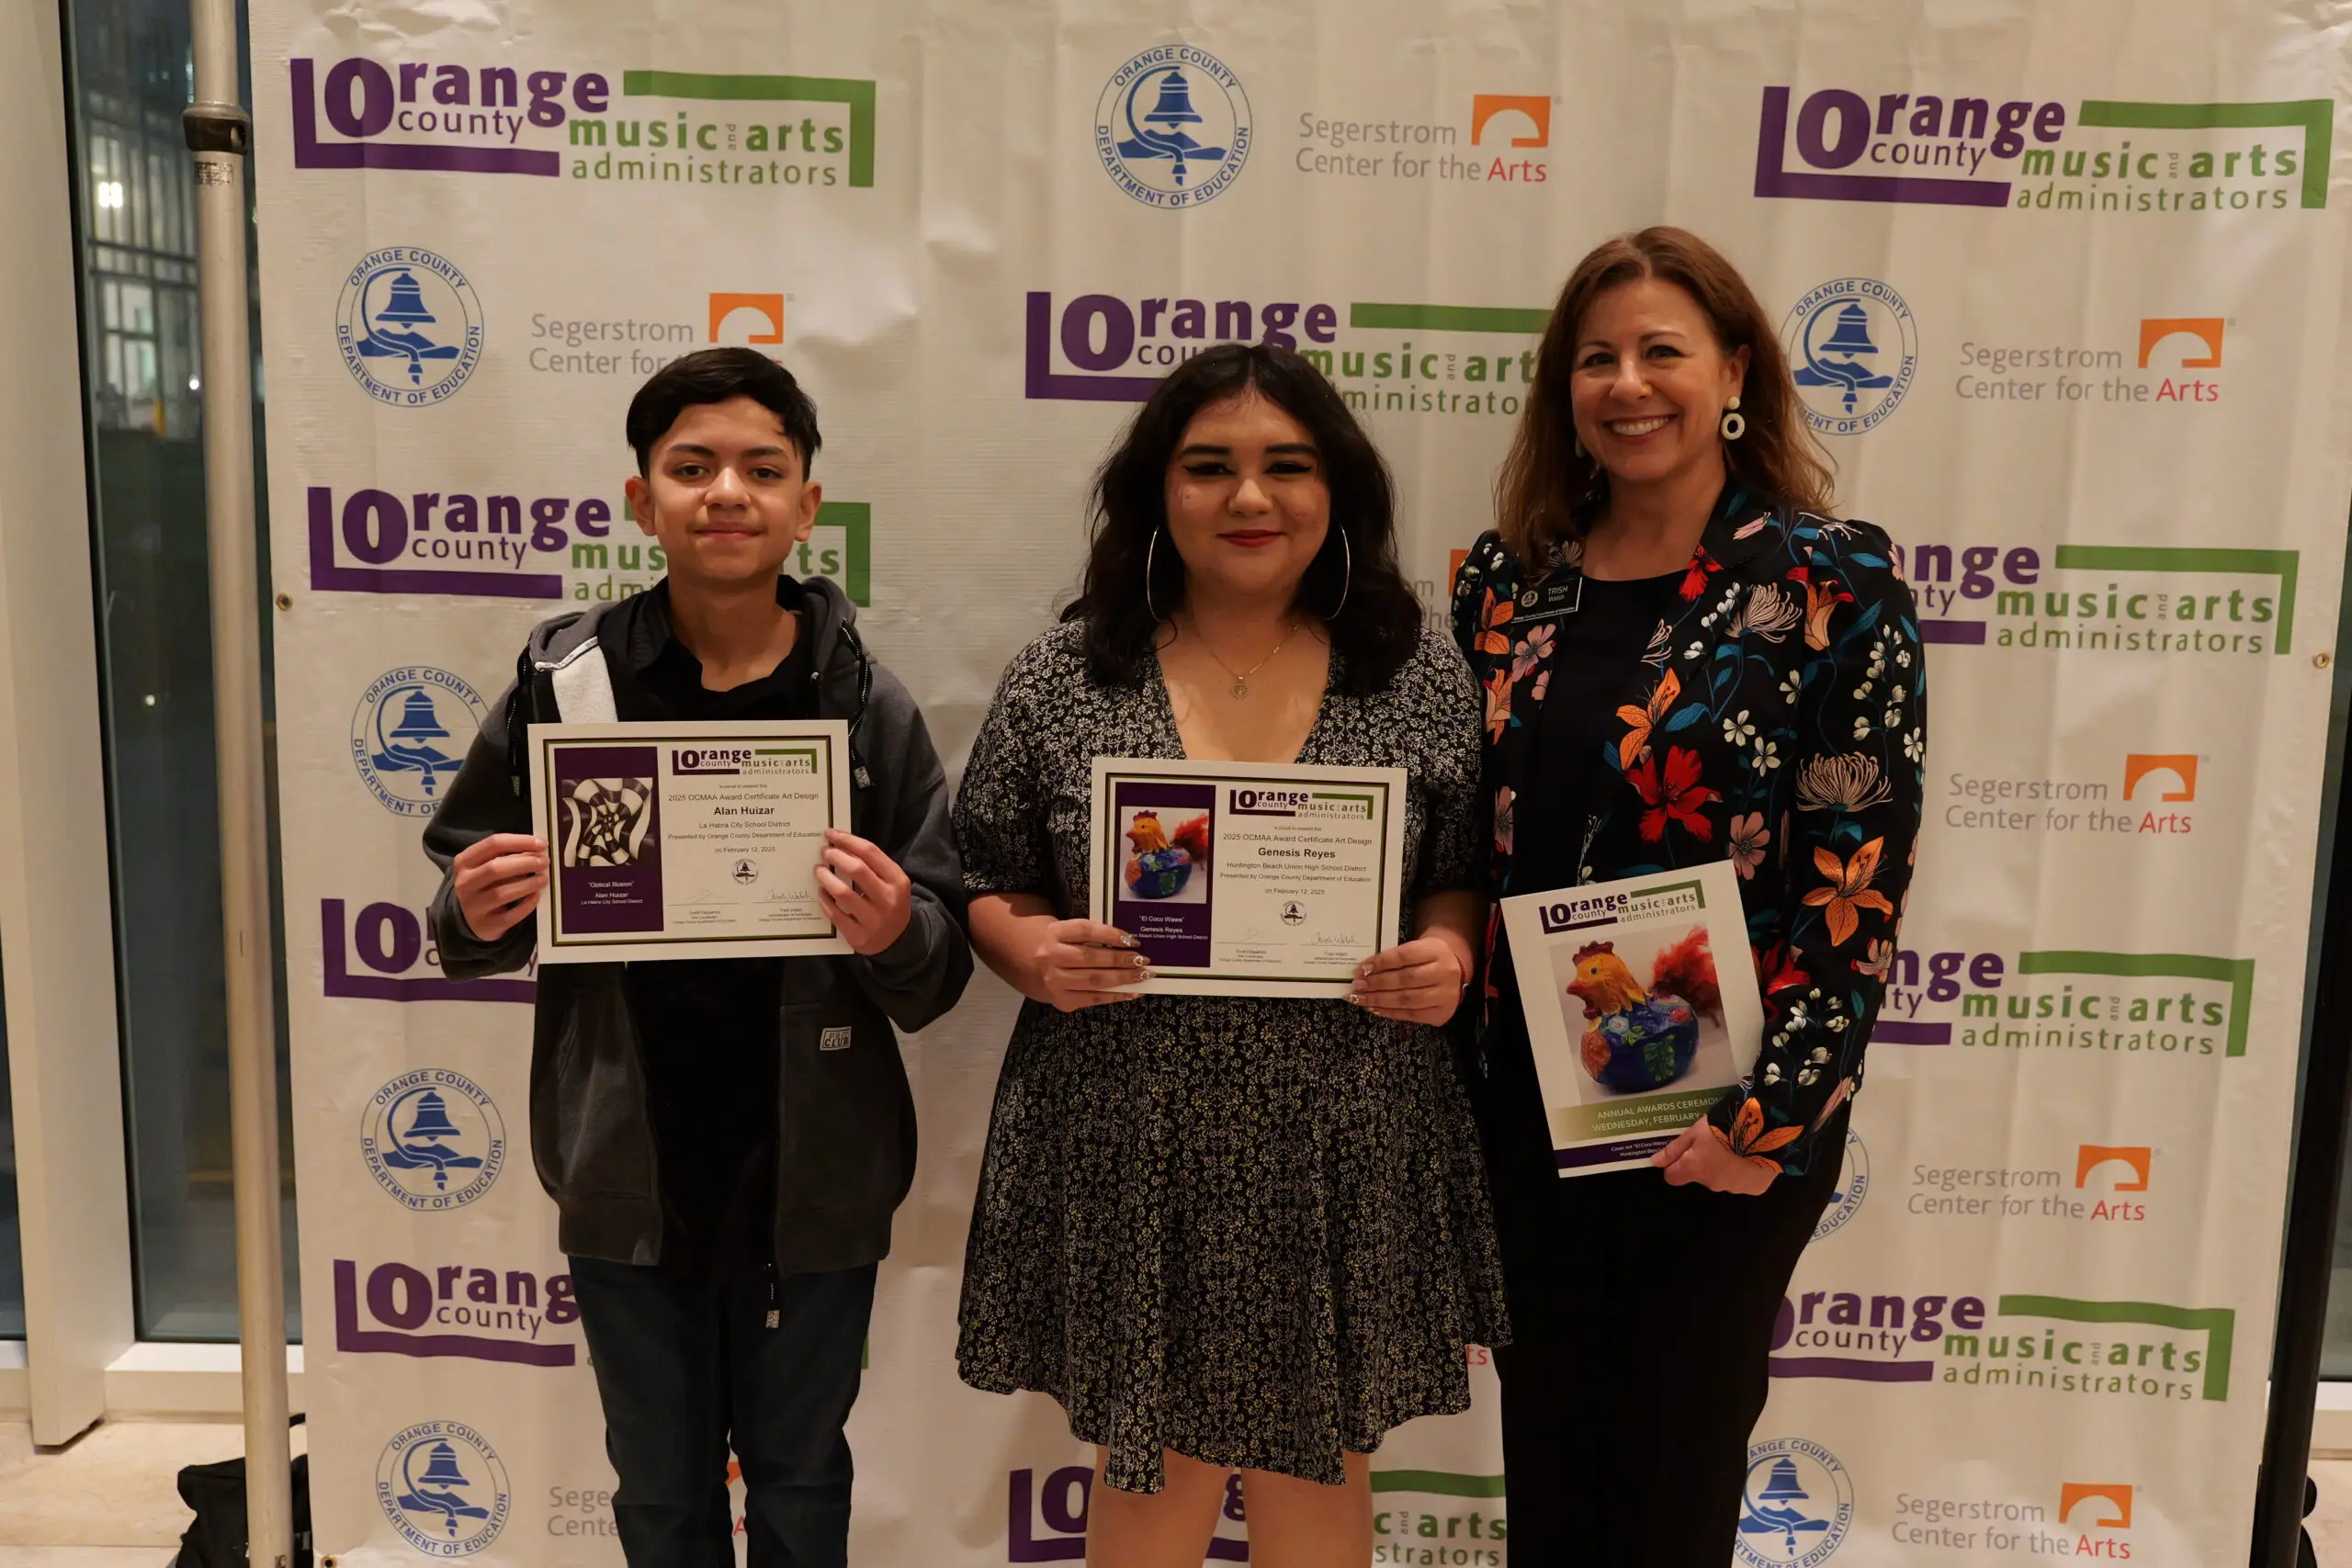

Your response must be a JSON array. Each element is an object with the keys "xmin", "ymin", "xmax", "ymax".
[
  {"xmin": 568, "ymin": 1256, "xmax": 876, "ymax": 1568},
  {"xmin": 1485, "ymin": 1114, "xmax": 1848, "ymax": 1566}
]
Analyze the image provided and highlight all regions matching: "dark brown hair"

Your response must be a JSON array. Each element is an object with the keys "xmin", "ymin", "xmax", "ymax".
[
  {"xmin": 1063, "ymin": 343, "xmax": 1422, "ymax": 696},
  {"xmin": 625, "ymin": 346, "xmax": 820, "ymax": 477},
  {"xmin": 1496, "ymin": 226, "xmax": 1834, "ymax": 564}
]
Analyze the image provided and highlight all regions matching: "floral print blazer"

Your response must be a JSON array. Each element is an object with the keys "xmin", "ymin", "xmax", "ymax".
[{"xmin": 1449, "ymin": 488, "xmax": 1926, "ymax": 1178}]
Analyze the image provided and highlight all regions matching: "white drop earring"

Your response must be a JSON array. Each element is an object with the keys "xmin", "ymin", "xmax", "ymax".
[{"xmin": 1720, "ymin": 395, "xmax": 1746, "ymax": 441}]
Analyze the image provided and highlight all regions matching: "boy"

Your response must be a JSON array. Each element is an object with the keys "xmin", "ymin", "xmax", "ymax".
[{"xmin": 424, "ymin": 347, "xmax": 970, "ymax": 1568}]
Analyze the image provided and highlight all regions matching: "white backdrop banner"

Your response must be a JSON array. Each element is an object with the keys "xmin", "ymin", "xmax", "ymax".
[{"xmin": 244, "ymin": 3, "xmax": 2352, "ymax": 1563}]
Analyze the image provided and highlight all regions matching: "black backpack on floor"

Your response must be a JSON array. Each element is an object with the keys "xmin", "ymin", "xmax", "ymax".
[{"xmin": 174, "ymin": 1416, "xmax": 313, "ymax": 1568}]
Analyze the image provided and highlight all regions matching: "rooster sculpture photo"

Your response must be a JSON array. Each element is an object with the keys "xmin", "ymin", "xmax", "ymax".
[
  {"xmin": 1566, "ymin": 929, "xmax": 1724, "ymax": 1093},
  {"xmin": 1121, "ymin": 809, "xmax": 1212, "ymax": 900}
]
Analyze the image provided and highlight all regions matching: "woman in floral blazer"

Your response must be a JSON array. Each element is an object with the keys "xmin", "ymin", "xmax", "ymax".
[{"xmin": 1448, "ymin": 228, "xmax": 1925, "ymax": 1565}]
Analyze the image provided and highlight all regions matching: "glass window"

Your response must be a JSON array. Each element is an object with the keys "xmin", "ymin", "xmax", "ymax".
[{"xmin": 68, "ymin": 0, "xmax": 297, "ymax": 1341}]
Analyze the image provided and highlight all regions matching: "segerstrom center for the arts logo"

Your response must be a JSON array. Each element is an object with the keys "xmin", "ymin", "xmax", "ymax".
[
  {"xmin": 1943, "ymin": 752, "xmax": 2199, "ymax": 839},
  {"xmin": 1755, "ymin": 85, "xmax": 2331, "ymax": 212},
  {"xmin": 1890, "ymin": 537, "xmax": 2297, "ymax": 657},
  {"xmin": 303, "ymin": 479, "xmax": 871, "ymax": 607},
  {"xmin": 1768, "ymin": 1286, "xmax": 2234, "ymax": 1405},
  {"xmin": 1026, "ymin": 288, "xmax": 1546, "ymax": 417},
  {"xmin": 1894, "ymin": 1481, "xmax": 2137, "ymax": 1557},
  {"xmin": 1956, "ymin": 316, "xmax": 2227, "ymax": 407},
  {"xmin": 1811, "ymin": 1139, "xmax": 2155, "ymax": 1236},
  {"xmin": 1871, "ymin": 942, "xmax": 2254, "ymax": 1056},
  {"xmin": 290, "ymin": 59, "xmax": 873, "ymax": 187},
  {"xmin": 1294, "ymin": 92, "xmax": 1552, "ymax": 185}
]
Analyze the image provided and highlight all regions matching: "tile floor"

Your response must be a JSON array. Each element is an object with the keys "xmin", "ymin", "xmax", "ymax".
[
  {"xmin": 0, "ymin": 1419, "xmax": 307, "ymax": 1568},
  {"xmin": 3, "ymin": 1424, "xmax": 2352, "ymax": 1562}
]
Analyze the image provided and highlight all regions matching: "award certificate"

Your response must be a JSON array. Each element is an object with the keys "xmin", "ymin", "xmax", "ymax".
[
  {"xmin": 529, "ymin": 720, "xmax": 854, "ymax": 964},
  {"xmin": 1500, "ymin": 860, "xmax": 1765, "ymax": 1177},
  {"xmin": 1087, "ymin": 757, "xmax": 1408, "ymax": 998}
]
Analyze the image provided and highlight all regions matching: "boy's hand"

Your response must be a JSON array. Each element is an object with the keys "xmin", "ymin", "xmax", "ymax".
[
  {"xmin": 816, "ymin": 829, "xmax": 915, "ymax": 956},
  {"xmin": 452, "ymin": 833, "xmax": 548, "ymax": 942}
]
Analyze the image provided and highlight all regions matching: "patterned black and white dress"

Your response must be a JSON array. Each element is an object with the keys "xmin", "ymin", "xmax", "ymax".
[{"xmin": 952, "ymin": 621, "xmax": 1510, "ymax": 1493}]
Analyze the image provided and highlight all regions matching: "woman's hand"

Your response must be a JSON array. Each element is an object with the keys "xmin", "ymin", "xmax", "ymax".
[
  {"xmin": 1652, "ymin": 1115, "xmax": 1780, "ymax": 1195},
  {"xmin": 1351, "ymin": 938, "xmax": 1468, "ymax": 1025},
  {"xmin": 1028, "ymin": 919, "xmax": 1150, "ymax": 1012},
  {"xmin": 451, "ymin": 832, "xmax": 548, "ymax": 941}
]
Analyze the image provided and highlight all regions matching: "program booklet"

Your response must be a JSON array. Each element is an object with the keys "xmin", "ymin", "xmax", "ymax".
[{"xmin": 1500, "ymin": 859, "xmax": 1765, "ymax": 1176}]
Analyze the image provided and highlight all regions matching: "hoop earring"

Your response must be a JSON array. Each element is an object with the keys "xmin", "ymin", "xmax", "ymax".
[
  {"xmin": 1145, "ymin": 527, "xmax": 1167, "ymax": 623},
  {"xmin": 1325, "ymin": 530, "xmax": 1352, "ymax": 621},
  {"xmin": 1720, "ymin": 395, "xmax": 1746, "ymax": 441}
]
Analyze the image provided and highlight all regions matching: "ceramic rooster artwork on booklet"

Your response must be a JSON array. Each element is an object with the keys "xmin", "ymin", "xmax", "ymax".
[{"xmin": 1499, "ymin": 859, "xmax": 1765, "ymax": 1176}]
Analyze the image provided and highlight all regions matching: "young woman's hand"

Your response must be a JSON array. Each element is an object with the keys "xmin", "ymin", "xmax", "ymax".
[
  {"xmin": 815, "ymin": 829, "xmax": 915, "ymax": 955},
  {"xmin": 1028, "ymin": 919, "xmax": 1150, "ymax": 1011},
  {"xmin": 1653, "ymin": 1116, "xmax": 1780, "ymax": 1195},
  {"xmin": 1351, "ymin": 938, "xmax": 1468, "ymax": 1025}
]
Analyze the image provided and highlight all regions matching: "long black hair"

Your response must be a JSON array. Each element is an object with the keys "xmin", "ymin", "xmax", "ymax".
[{"xmin": 1064, "ymin": 342, "xmax": 1422, "ymax": 697}]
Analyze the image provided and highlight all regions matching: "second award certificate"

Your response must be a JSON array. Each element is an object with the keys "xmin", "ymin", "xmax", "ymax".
[
  {"xmin": 1087, "ymin": 757, "xmax": 1408, "ymax": 998},
  {"xmin": 530, "ymin": 719, "xmax": 854, "ymax": 964}
]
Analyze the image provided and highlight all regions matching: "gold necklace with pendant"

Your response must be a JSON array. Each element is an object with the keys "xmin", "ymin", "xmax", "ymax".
[{"xmin": 1187, "ymin": 617, "xmax": 1295, "ymax": 699}]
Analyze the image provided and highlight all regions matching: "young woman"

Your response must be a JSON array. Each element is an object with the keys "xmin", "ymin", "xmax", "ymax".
[
  {"xmin": 1451, "ymin": 227, "xmax": 1926, "ymax": 1563},
  {"xmin": 955, "ymin": 344, "xmax": 1507, "ymax": 1567}
]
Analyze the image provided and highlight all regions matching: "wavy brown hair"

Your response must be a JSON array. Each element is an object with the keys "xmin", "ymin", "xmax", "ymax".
[
  {"xmin": 1064, "ymin": 343, "xmax": 1423, "ymax": 697},
  {"xmin": 1496, "ymin": 226, "xmax": 1835, "ymax": 566}
]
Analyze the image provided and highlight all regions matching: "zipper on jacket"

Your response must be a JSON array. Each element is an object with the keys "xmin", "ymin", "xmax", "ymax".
[{"xmin": 765, "ymin": 1261, "xmax": 781, "ymax": 1328}]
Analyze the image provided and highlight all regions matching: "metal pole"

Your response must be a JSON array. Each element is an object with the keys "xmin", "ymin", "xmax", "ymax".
[{"xmin": 182, "ymin": 3, "xmax": 292, "ymax": 1562}]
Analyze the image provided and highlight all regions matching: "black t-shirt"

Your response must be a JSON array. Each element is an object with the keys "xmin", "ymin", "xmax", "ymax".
[
  {"xmin": 597, "ymin": 578, "xmax": 817, "ymax": 1280},
  {"xmin": 1515, "ymin": 570, "xmax": 1685, "ymax": 897}
]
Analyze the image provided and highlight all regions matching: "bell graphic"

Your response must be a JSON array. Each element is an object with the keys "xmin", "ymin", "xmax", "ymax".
[
  {"xmin": 381, "ymin": 1086, "xmax": 483, "ymax": 1190},
  {"xmin": 1143, "ymin": 71, "xmax": 1206, "ymax": 130},
  {"xmin": 1116, "ymin": 67, "xmax": 1226, "ymax": 186},
  {"xmin": 401, "ymin": 1089, "xmax": 462, "ymax": 1144},
  {"xmin": 1816, "ymin": 303, "xmax": 1878, "ymax": 356},
  {"xmin": 416, "ymin": 1442, "xmax": 470, "ymax": 1490},
  {"xmin": 356, "ymin": 267, "xmax": 461, "ymax": 385},
  {"xmin": 1794, "ymin": 300, "xmax": 1894, "ymax": 412},
  {"xmin": 371, "ymin": 685, "xmax": 462, "ymax": 796},
  {"xmin": 1738, "ymin": 1455, "xmax": 1830, "ymax": 1555},
  {"xmin": 399, "ymin": 1439, "xmax": 491, "ymax": 1536},
  {"xmin": 376, "ymin": 271, "xmax": 437, "ymax": 329}
]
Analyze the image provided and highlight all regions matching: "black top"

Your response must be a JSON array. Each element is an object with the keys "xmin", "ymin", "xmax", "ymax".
[
  {"xmin": 598, "ymin": 577, "xmax": 816, "ymax": 1280},
  {"xmin": 1515, "ymin": 570, "xmax": 1685, "ymax": 896}
]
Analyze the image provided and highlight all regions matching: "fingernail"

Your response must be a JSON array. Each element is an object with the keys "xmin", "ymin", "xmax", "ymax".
[{"xmin": 1134, "ymin": 954, "xmax": 1149, "ymax": 968}]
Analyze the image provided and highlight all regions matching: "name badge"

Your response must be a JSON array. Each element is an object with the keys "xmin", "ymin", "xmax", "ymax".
[{"xmin": 1513, "ymin": 576, "xmax": 1585, "ymax": 624}]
